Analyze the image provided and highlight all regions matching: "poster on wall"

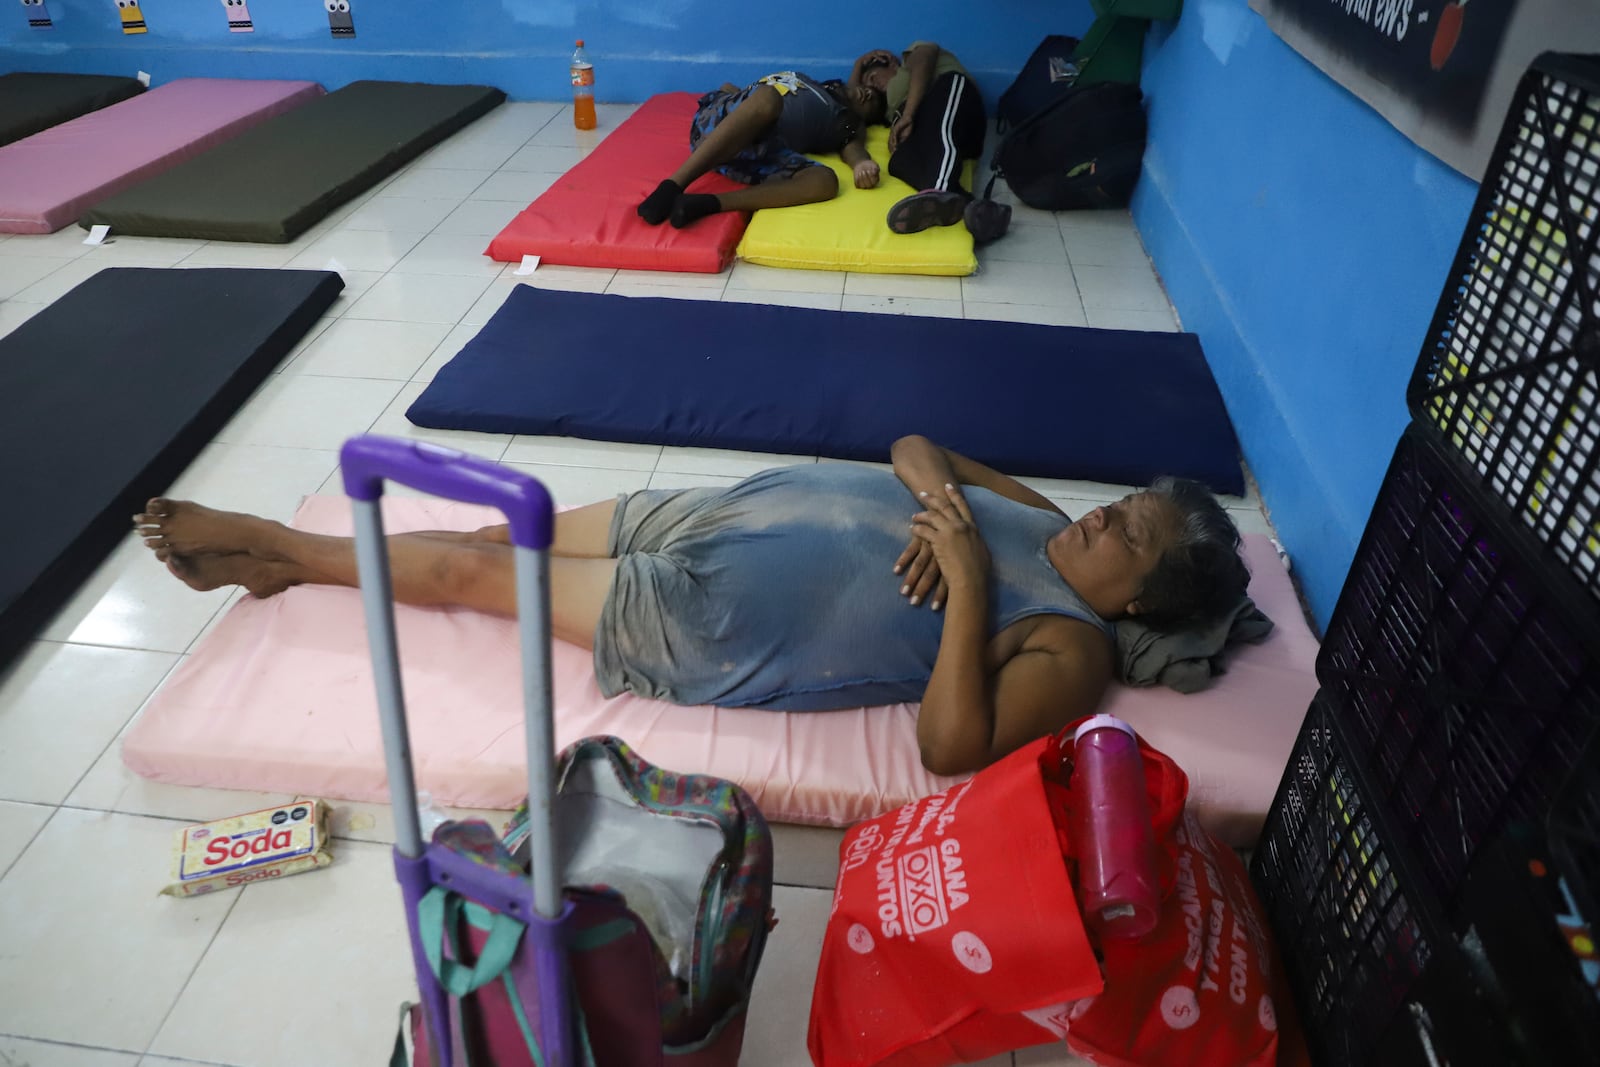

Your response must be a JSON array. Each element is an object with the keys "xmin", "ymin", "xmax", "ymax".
[
  {"xmin": 1249, "ymin": 0, "xmax": 1600, "ymax": 179},
  {"xmin": 222, "ymin": 0, "xmax": 254, "ymax": 33},
  {"xmin": 325, "ymin": 0, "xmax": 354, "ymax": 38},
  {"xmin": 114, "ymin": 0, "xmax": 146, "ymax": 35},
  {"xmin": 21, "ymin": 0, "xmax": 52, "ymax": 29}
]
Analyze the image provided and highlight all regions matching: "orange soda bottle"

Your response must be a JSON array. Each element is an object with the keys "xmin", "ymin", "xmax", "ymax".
[{"xmin": 571, "ymin": 39, "xmax": 596, "ymax": 130}]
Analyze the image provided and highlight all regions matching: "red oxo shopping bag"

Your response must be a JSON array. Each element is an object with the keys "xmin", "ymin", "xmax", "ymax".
[
  {"xmin": 806, "ymin": 736, "xmax": 1105, "ymax": 1067},
  {"xmin": 1062, "ymin": 808, "xmax": 1287, "ymax": 1067},
  {"xmin": 1044, "ymin": 718, "xmax": 1292, "ymax": 1067}
]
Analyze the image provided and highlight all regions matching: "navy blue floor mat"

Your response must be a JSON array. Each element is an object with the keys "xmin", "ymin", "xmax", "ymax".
[
  {"xmin": 408, "ymin": 286, "xmax": 1243, "ymax": 495},
  {"xmin": 0, "ymin": 267, "xmax": 342, "ymax": 672}
]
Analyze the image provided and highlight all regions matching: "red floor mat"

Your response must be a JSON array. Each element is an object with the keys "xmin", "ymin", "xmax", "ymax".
[{"xmin": 485, "ymin": 92, "xmax": 747, "ymax": 273}]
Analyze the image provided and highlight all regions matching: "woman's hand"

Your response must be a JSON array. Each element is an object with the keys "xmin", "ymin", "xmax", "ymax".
[
  {"xmin": 852, "ymin": 160, "xmax": 880, "ymax": 189},
  {"xmin": 894, "ymin": 538, "xmax": 946, "ymax": 610},
  {"xmin": 909, "ymin": 483, "xmax": 990, "ymax": 596},
  {"xmin": 889, "ymin": 113, "xmax": 915, "ymax": 151}
]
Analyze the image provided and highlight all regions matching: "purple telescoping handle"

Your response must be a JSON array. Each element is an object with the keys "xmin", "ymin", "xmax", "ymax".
[
  {"xmin": 339, "ymin": 434, "xmax": 571, "ymax": 1067},
  {"xmin": 340, "ymin": 436, "xmax": 554, "ymax": 549}
]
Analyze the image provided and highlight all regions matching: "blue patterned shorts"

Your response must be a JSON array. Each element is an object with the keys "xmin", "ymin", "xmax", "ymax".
[{"xmin": 690, "ymin": 84, "xmax": 820, "ymax": 186}]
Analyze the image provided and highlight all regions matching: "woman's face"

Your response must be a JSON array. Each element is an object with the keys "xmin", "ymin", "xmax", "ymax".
[{"xmin": 1046, "ymin": 492, "xmax": 1180, "ymax": 619}]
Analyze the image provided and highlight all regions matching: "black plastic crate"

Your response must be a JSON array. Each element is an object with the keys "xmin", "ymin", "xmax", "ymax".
[
  {"xmin": 1458, "ymin": 828, "xmax": 1600, "ymax": 1064},
  {"xmin": 1249, "ymin": 695, "xmax": 1517, "ymax": 1067},
  {"xmin": 1548, "ymin": 728, "xmax": 1600, "ymax": 925},
  {"xmin": 1407, "ymin": 52, "xmax": 1600, "ymax": 606},
  {"xmin": 1317, "ymin": 426, "xmax": 1600, "ymax": 915}
]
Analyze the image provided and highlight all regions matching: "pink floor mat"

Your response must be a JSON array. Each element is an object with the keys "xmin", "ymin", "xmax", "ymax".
[
  {"xmin": 0, "ymin": 77, "xmax": 324, "ymax": 234},
  {"xmin": 124, "ymin": 496, "xmax": 1319, "ymax": 846}
]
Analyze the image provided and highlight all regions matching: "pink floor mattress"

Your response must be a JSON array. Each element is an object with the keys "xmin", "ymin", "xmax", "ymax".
[
  {"xmin": 123, "ymin": 495, "xmax": 1320, "ymax": 847},
  {"xmin": 0, "ymin": 77, "xmax": 323, "ymax": 234}
]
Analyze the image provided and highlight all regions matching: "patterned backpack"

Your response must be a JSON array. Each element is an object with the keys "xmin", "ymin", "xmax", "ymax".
[
  {"xmin": 395, "ymin": 736, "xmax": 773, "ymax": 1067},
  {"xmin": 502, "ymin": 735, "xmax": 775, "ymax": 1056}
]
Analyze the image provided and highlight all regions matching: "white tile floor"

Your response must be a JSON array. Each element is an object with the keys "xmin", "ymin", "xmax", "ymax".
[{"xmin": 0, "ymin": 101, "xmax": 1272, "ymax": 1066}]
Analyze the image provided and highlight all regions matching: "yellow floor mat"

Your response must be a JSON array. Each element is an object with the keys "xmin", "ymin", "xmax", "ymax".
[{"xmin": 735, "ymin": 127, "xmax": 978, "ymax": 276}]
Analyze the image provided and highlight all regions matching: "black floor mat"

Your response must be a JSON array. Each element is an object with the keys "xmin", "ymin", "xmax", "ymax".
[{"xmin": 0, "ymin": 267, "xmax": 343, "ymax": 671}]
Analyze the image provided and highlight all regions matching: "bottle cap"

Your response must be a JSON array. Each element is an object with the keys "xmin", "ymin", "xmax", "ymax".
[
  {"xmin": 1073, "ymin": 713, "xmax": 1136, "ymax": 746},
  {"xmin": 575, "ymin": 39, "xmax": 584, "ymax": 46}
]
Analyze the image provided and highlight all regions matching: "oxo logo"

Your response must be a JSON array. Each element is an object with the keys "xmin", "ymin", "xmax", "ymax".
[
  {"xmin": 876, "ymin": 837, "xmax": 969, "ymax": 939},
  {"xmin": 899, "ymin": 846, "xmax": 950, "ymax": 934}
]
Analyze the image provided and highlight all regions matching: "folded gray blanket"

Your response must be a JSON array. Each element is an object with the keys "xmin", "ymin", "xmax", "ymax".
[{"xmin": 1114, "ymin": 597, "xmax": 1276, "ymax": 693}]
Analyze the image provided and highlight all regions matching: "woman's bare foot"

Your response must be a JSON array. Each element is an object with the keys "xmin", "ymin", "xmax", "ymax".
[
  {"xmin": 164, "ymin": 552, "xmax": 301, "ymax": 599},
  {"xmin": 134, "ymin": 499, "xmax": 286, "ymax": 560}
]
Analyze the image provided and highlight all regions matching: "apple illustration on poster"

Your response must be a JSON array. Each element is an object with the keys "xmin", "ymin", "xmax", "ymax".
[{"xmin": 1432, "ymin": 0, "xmax": 1469, "ymax": 71}]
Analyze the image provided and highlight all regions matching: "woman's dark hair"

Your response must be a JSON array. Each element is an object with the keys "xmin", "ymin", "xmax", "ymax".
[{"xmin": 1134, "ymin": 476, "xmax": 1251, "ymax": 630}]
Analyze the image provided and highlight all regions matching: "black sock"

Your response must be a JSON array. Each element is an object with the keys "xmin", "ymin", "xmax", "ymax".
[
  {"xmin": 637, "ymin": 179, "xmax": 682, "ymax": 225},
  {"xmin": 669, "ymin": 193, "xmax": 721, "ymax": 229}
]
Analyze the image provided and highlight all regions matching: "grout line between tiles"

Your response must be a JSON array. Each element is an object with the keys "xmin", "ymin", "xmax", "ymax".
[
  {"xmin": 1059, "ymin": 236, "xmax": 1091, "ymax": 326},
  {"xmin": 52, "ymin": 653, "xmax": 190, "ymax": 808},
  {"xmin": 0, "ymin": 800, "xmax": 54, "ymax": 885},
  {"xmin": 0, "ymin": 1032, "xmax": 146, "ymax": 1058},
  {"xmin": 30, "ymin": 636, "xmax": 184, "ymax": 656},
  {"xmin": 772, "ymin": 878, "xmax": 836, "ymax": 891},
  {"xmin": 51, "ymin": 804, "xmax": 204, "ymax": 826},
  {"xmin": 137, "ymin": 884, "xmax": 249, "ymax": 1062}
]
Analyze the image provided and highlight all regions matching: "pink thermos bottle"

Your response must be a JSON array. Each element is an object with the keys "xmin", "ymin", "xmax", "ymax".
[{"xmin": 1070, "ymin": 714, "xmax": 1161, "ymax": 940}]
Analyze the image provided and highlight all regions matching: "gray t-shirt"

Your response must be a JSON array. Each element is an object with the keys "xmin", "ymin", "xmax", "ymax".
[
  {"xmin": 594, "ymin": 463, "xmax": 1111, "ymax": 710},
  {"xmin": 756, "ymin": 71, "xmax": 853, "ymax": 153}
]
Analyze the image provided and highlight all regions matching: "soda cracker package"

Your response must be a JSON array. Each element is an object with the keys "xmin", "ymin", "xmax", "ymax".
[{"xmin": 163, "ymin": 800, "xmax": 334, "ymax": 898}]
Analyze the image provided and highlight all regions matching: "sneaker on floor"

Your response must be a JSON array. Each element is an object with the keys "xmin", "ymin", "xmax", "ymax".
[
  {"xmin": 886, "ymin": 189, "xmax": 968, "ymax": 234},
  {"xmin": 963, "ymin": 198, "xmax": 1012, "ymax": 245}
]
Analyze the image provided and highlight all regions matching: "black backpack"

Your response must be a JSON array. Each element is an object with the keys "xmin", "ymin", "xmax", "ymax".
[
  {"xmin": 995, "ymin": 34, "xmax": 1083, "ymax": 132},
  {"xmin": 986, "ymin": 81, "xmax": 1147, "ymax": 211}
]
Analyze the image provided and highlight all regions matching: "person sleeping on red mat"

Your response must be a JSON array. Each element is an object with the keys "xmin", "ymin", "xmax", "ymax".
[
  {"xmin": 635, "ymin": 71, "xmax": 887, "ymax": 228},
  {"xmin": 133, "ymin": 435, "xmax": 1246, "ymax": 777}
]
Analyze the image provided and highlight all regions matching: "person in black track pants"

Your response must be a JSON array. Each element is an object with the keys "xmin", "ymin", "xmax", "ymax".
[{"xmin": 850, "ymin": 42, "xmax": 1011, "ymax": 244}]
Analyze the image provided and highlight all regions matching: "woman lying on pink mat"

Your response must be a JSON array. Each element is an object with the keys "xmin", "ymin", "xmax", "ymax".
[{"xmin": 133, "ymin": 435, "xmax": 1246, "ymax": 777}]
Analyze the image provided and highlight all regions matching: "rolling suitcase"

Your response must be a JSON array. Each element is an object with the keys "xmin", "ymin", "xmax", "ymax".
[{"xmin": 341, "ymin": 435, "xmax": 772, "ymax": 1067}]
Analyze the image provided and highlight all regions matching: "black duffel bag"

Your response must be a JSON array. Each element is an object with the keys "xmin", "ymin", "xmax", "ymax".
[
  {"xmin": 986, "ymin": 81, "xmax": 1147, "ymax": 211},
  {"xmin": 995, "ymin": 34, "xmax": 1083, "ymax": 132}
]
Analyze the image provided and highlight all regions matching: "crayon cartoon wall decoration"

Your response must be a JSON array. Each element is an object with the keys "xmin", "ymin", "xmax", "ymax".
[
  {"xmin": 324, "ymin": 0, "xmax": 353, "ymax": 38},
  {"xmin": 221, "ymin": 0, "xmax": 253, "ymax": 33},
  {"xmin": 20, "ymin": 0, "xmax": 52, "ymax": 30},
  {"xmin": 114, "ymin": 0, "xmax": 146, "ymax": 34}
]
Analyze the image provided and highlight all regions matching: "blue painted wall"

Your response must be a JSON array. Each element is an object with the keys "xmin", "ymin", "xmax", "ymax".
[
  {"xmin": 3, "ymin": 0, "xmax": 1487, "ymax": 630},
  {"xmin": 0, "ymin": 0, "xmax": 1088, "ymax": 105},
  {"xmin": 1133, "ymin": 0, "xmax": 1478, "ymax": 630}
]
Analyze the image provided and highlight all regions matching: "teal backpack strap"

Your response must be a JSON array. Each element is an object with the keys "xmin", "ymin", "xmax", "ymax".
[
  {"xmin": 568, "ymin": 918, "xmax": 637, "ymax": 952},
  {"xmin": 417, "ymin": 886, "xmax": 578, "ymax": 1067},
  {"xmin": 418, "ymin": 887, "xmax": 526, "ymax": 997},
  {"xmin": 390, "ymin": 1005, "xmax": 409, "ymax": 1067},
  {"xmin": 498, "ymin": 967, "xmax": 548, "ymax": 1067}
]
